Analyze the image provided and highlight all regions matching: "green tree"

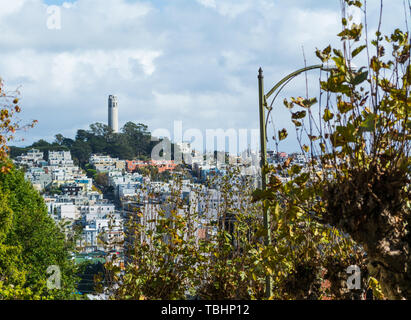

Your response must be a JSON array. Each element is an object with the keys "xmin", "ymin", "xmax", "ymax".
[
  {"xmin": 54, "ymin": 134, "xmax": 64, "ymax": 145},
  {"xmin": 259, "ymin": 0, "xmax": 410, "ymax": 299},
  {"xmin": 89, "ymin": 122, "xmax": 112, "ymax": 138},
  {"xmin": 31, "ymin": 139, "xmax": 51, "ymax": 149},
  {"xmin": 109, "ymin": 133, "xmax": 135, "ymax": 160},
  {"xmin": 122, "ymin": 122, "xmax": 152, "ymax": 158},
  {"xmin": 71, "ymin": 140, "xmax": 92, "ymax": 167},
  {"xmin": 0, "ymin": 163, "xmax": 79, "ymax": 299},
  {"xmin": 94, "ymin": 172, "xmax": 109, "ymax": 187}
]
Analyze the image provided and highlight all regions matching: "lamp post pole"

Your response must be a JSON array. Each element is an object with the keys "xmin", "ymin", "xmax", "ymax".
[
  {"xmin": 258, "ymin": 64, "xmax": 332, "ymax": 299},
  {"xmin": 258, "ymin": 67, "xmax": 272, "ymax": 298}
]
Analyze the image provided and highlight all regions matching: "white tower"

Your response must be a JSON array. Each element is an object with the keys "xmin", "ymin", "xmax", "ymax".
[{"xmin": 108, "ymin": 95, "xmax": 119, "ymax": 133}]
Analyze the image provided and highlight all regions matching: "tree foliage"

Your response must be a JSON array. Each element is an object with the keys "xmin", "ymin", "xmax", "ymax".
[
  {"xmin": 1, "ymin": 79, "xmax": 80, "ymax": 299},
  {"xmin": 0, "ymin": 79, "xmax": 36, "ymax": 173},
  {"xmin": 0, "ymin": 162, "xmax": 79, "ymax": 299},
  {"xmin": 262, "ymin": 0, "xmax": 410, "ymax": 299},
  {"xmin": 103, "ymin": 169, "xmax": 267, "ymax": 300}
]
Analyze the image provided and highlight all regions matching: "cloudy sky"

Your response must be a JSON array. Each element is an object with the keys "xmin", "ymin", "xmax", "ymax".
[{"xmin": 0, "ymin": 0, "xmax": 408, "ymax": 153}]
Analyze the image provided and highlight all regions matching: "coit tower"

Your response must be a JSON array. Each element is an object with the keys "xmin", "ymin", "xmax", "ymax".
[{"xmin": 108, "ymin": 95, "xmax": 119, "ymax": 133}]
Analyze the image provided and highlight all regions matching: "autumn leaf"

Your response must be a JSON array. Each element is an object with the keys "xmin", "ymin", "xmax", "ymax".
[
  {"xmin": 323, "ymin": 109, "xmax": 334, "ymax": 122},
  {"xmin": 278, "ymin": 128, "xmax": 288, "ymax": 141}
]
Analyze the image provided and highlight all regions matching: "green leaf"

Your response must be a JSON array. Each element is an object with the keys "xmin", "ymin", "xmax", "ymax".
[
  {"xmin": 352, "ymin": 70, "xmax": 368, "ymax": 86},
  {"xmin": 321, "ymin": 77, "xmax": 352, "ymax": 95},
  {"xmin": 330, "ymin": 132, "xmax": 345, "ymax": 147},
  {"xmin": 294, "ymin": 173, "xmax": 309, "ymax": 186},
  {"xmin": 283, "ymin": 98, "xmax": 294, "ymax": 109},
  {"xmin": 354, "ymin": 1, "xmax": 362, "ymax": 8},
  {"xmin": 323, "ymin": 109, "xmax": 334, "ymax": 122},
  {"xmin": 370, "ymin": 56, "xmax": 381, "ymax": 72},
  {"xmin": 315, "ymin": 45, "xmax": 332, "ymax": 62},
  {"xmin": 360, "ymin": 113, "xmax": 377, "ymax": 131},
  {"xmin": 337, "ymin": 23, "xmax": 363, "ymax": 41},
  {"xmin": 333, "ymin": 49, "xmax": 344, "ymax": 58},
  {"xmin": 278, "ymin": 128, "xmax": 288, "ymax": 141},
  {"xmin": 404, "ymin": 64, "xmax": 411, "ymax": 85},
  {"xmin": 291, "ymin": 111, "xmax": 306, "ymax": 119},
  {"xmin": 290, "ymin": 165, "xmax": 302, "ymax": 175},
  {"xmin": 337, "ymin": 99, "xmax": 354, "ymax": 113},
  {"xmin": 268, "ymin": 175, "xmax": 283, "ymax": 190},
  {"xmin": 252, "ymin": 189, "xmax": 276, "ymax": 202},
  {"xmin": 308, "ymin": 135, "xmax": 319, "ymax": 141},
  {"xmin": 291, "ymin": 97, "xmax": 317, "ymax": 108},
  {"xmin": 304, "ymin": 97, "xmax": 318, "ymax": 108},
  {"xmin": 273, "ymin": 201, "xmax": 281, "ymax": 220},
  {"xmin": 332, "ymin": 56, "xmax": 346, "ymax": 73},
  {"xmin": 292, "ymin": 120, "xmax": 302, "ymax": 127},
  {"xmin": 352, "ymin": 45, "xmax": 366, "ymax": 58}
]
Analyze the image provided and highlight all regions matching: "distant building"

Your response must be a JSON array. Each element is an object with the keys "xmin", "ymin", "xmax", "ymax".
[
  {"xmin": 75, "ymin": 178, "xmax": 93, "ymax": 191},
  {"xmin": 61, "ymin": 184, "xmax": 83, "ymax": 196},
  {"xmin": 15, "ymin": 148, "xmax": 44, "ymax": 166},
  {"xmin": 56, "ymin": 203, "xmax": 80, "ymax": 220},
  {"xmin": 126, "ymin": 160, "xmax": 177, "ymax": 173},
  {"xmin": 49, "ymin": 151, "xmax": 74, "ymax": 166},
  {"xmin": 24, "ymin": 167, "xmax": 52, "ymax": 191},
  {"xmin": 108, "ymin": 95, "xmax": 119, "ymax": 133},
  {"xmin": 90, "ymin": 154, "xmax": 125, "ymax": 172}
]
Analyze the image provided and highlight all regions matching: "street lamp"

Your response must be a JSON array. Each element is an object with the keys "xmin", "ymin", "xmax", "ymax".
[{"xmin": 258, "ymin": 64, "xmax": 333, "ymax": 298}]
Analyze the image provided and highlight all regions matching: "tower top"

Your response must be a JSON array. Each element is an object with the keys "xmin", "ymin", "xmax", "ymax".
[{"xmin": 108, "ymin": 95, "xmax": 119, "ymax": 133}]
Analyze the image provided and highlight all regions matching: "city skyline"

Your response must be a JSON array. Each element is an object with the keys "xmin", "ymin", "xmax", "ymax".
[{"xmin": 1, "ymin": 0, "xmax": 410, "ymax": 303}]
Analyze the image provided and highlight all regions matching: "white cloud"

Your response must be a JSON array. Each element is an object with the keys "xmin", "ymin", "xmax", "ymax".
[
  {"xmin": 0, "ymin": 0, "xmax": 405, "ymax": 152},
  {"xmin": 196, "ymin": 0, "xmax": 252, "ymax": 18},
  {"xmin": 282, "ymin": 8, "xmax": 340, "ymax": 47},
  {"xmin": 62, "ymin": 2, "xmax": 74, "ymax": 9},
  {"xmin": 0, "ymin": 0, "xmax": 26, "ymax": 19},
  {"xmin": 196, "ymin": 0, "xmax": 216, "ymax": 9},
  {"xmin": 0, "ymin": 49, "xmax": 161, "ymax": 92}
]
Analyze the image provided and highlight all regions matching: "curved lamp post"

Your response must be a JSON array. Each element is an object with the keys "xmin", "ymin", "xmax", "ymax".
[{"xmin": 258, "ymin": 64, "xmax": 333, "ymax": 298}]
